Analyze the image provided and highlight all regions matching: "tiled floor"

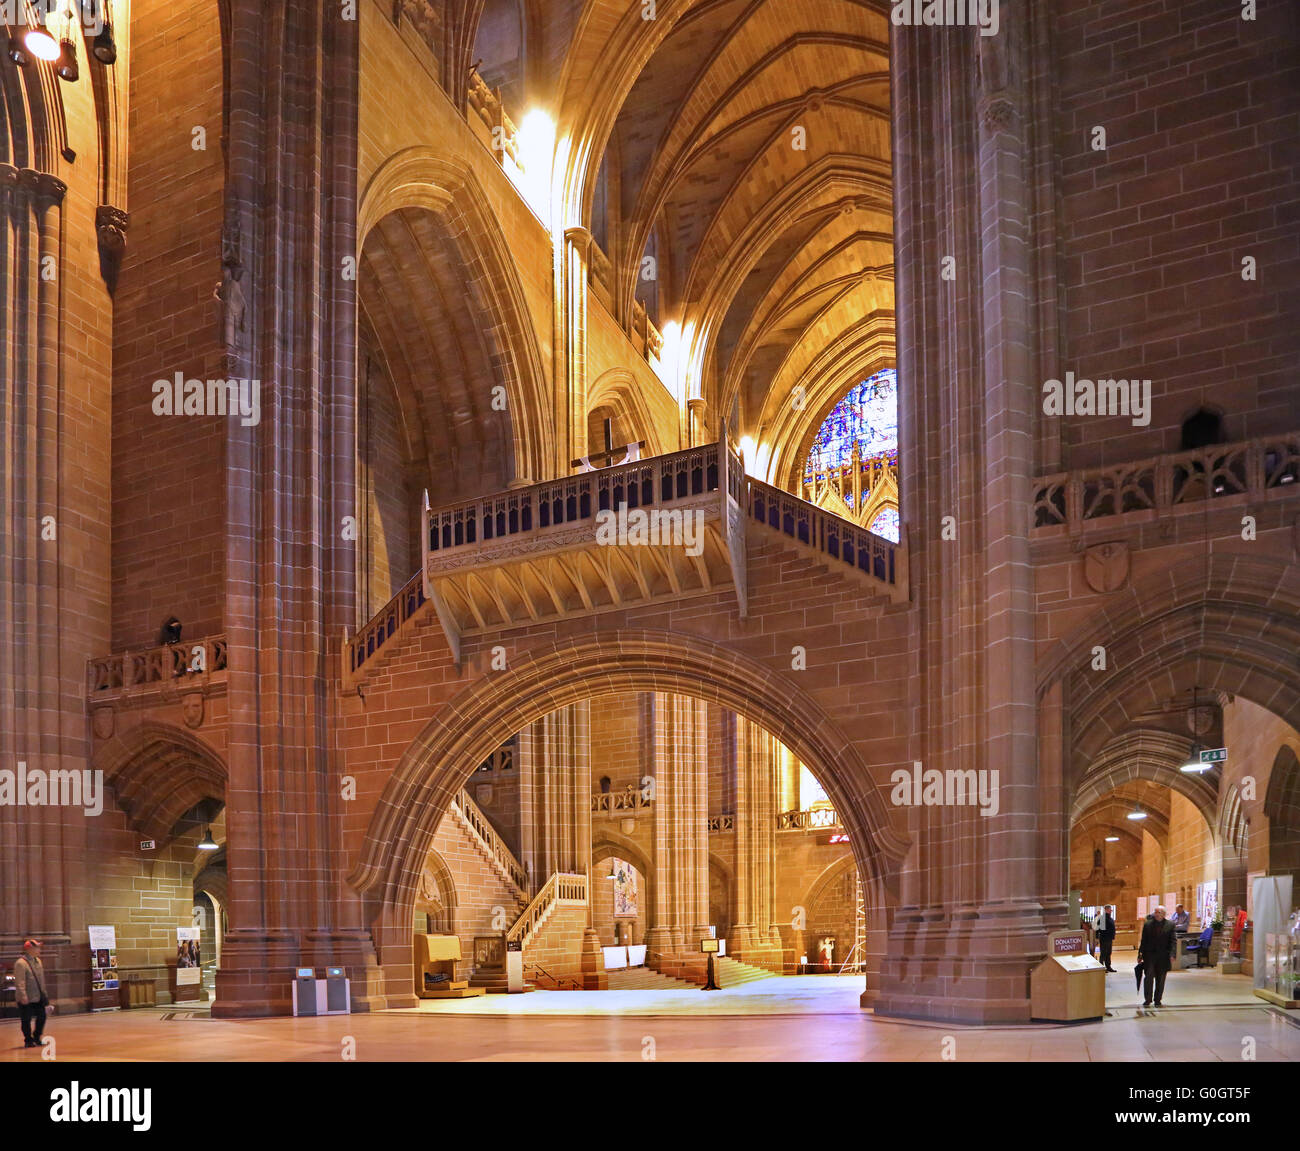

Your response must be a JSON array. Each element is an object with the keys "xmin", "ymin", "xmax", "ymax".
[{"xmin": 4, "ymin": 959, "xmax": 1295, "ymax": 1062}]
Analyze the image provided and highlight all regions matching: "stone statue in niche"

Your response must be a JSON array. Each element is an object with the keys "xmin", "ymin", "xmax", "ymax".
[{"xmin": 215, "ymin": 220, "xmax": 247, "ymax": 351}]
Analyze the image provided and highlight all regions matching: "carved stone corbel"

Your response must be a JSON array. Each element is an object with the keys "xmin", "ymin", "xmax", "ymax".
[{"xmin": 96, "ymin": 204, "xmax": 129, "ymax": 292}]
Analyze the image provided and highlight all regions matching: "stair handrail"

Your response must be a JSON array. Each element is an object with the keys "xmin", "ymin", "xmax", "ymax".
[
  {"xmin": 342, "ymin": 570, "xmax": 427, "ymax": 686},
  {"xmin": 452, "ymin": 788, "xmax": 528, "ymax": 894},
  {"xmin": 506, "ymin": 870, "xmax": 588, "ymax": 949},
  {"xmin": 747, "ymin": 476, "xmax": 906, "ymax": 600}
]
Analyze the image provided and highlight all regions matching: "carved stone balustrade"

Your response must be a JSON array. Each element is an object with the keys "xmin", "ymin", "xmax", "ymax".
[
  {"xmin": 87, "ymin": 636, "xmax": 228, "ymax": 703},
  {"xmin": 776, "ymin": 807, "xmax": 843, "ymax": 832},
  {"xmin": 1032, "ymin": 434, "xmax": 1300, "ymax": 533},
  {"xmin": 592, "ymin": 787, "xmax": 652, "ymax": 814}
]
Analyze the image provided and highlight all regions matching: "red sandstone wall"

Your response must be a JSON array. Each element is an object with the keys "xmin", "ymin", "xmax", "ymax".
[
  {"xmin": 111, "ymin": 0, "xmax": 227, "ymax": 647},
  {"xmin": 1054, "ymin": 0, "xmax": 1300, "ymax": 467}
]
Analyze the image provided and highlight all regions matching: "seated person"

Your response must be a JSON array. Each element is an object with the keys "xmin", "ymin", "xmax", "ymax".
[{"xmin": 1171, "ymin": 905, "xmax": 1190, "ymax": 933}]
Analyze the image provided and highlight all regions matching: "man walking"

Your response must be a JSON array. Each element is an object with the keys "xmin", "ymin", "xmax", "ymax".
[
  {"xmin": 1093, "ymin": 904, "xmax": 1117, "ymax": 972},
  {"xmin": 14, "ymin": 939, "xmax": 49, "ymax": 1049},
  {"xmin": 1137, "ymin": 905, "xmax": 1178, "ymax": 1007}
]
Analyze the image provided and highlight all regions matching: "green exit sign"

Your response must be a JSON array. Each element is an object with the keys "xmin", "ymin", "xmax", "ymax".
[{"xmin": 1199, "ymin": 748, "xmax": 1227, "ymax": 763}]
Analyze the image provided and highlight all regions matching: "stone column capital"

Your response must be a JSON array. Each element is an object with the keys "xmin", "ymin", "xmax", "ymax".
[{"xmin": 563, "ymin": 225, "xmax": 593, "ymax": 255}]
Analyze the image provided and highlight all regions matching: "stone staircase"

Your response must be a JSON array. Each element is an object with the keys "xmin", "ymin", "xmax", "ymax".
[
  {"xmin": 448, "ymin": 788, "xmax": 529, "ymax": 905},
  {"xmin": 714, "ymin": 956, "xmax": 776, "ymax": 988},
  {"xmin": 606, "ymin": 966, "xmax": 694, "ymax": 992}
]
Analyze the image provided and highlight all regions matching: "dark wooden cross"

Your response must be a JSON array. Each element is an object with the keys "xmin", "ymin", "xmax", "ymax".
[{"xmin": 572, "ymin": 418, "xmax": 645, "ymax": 471}]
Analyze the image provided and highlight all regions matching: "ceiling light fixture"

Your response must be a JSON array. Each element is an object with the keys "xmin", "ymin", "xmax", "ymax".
[{"xmin": 198, "ymin": 827, "xmax": 218, "ymax": 851}]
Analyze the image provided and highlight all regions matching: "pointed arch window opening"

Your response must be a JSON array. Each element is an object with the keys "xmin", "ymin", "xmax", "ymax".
[{"xmin": 801, "ymin": 368, "xmax": 900, "ymax": 542}]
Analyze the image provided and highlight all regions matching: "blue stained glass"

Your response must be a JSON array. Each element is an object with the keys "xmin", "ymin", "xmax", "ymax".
[
  {"xmin": 805, "ymin": 369, "xmax": 898, "ymax": 477},
  {"xmin": 869, "ymin": 507, "xmax": 900, "ymax": 543}
]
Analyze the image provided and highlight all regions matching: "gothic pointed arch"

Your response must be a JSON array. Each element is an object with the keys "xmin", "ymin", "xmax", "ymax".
[{"xmin": 358, "ymin": 147, "xmax": 553, "ymax": 487}]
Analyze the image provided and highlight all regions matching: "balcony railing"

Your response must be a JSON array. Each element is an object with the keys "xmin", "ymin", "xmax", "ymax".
[
  {"xmin": 467, "ymin": 67, "xmax": 521, "ymax": 168},
  {"xmin": 88, "ymin": 635, "xmax": 228, "ymax": 698},
  {"xmin": 707, "ymin": 814, "xmax": 735, "ymax": 832},
  {"xmin": 777, "ymin": 807, "xmax": 843, "ymax": 831},
  {"xmin": 1032, "ymin": 434, "xmax": 1300, "ymax": 530},
  {"xmin": 425, "ymin": 440, "xmax": 729, "ymax": 564},
  {"xmin": 592, "ymin": 787, "xmax": 652, "ymax": 813}
]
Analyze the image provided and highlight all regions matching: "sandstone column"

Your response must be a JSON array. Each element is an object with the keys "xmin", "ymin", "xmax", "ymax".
[
  {"xmin": 731, "ymin": 718, "xmax": 778, "ymax": 959},
  {"xmin": 212, "ymin": 0, "xmax": 379, "ymax": 1016},
  {"xmin": 644, "ymin": 693, "xmax": 710, "ymax": 968},
  {"xmin": 875, "ymin": 7, "xmax": 1059, "ymax": 1023},
  {"xmin": 0, "ymin": 167, "xmax": 99, "ymax": 1006}
]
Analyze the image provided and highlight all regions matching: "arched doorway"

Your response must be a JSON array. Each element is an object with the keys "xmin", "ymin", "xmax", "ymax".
[{"xmin": 350, "ymin": 632, "xmax": 904, "ymax": 1009}]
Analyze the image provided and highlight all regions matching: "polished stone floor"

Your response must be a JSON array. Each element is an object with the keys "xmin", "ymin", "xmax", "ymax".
[{"xmin": 4, "ymin": 960, "xmax": 1296, "ymax": 1062}]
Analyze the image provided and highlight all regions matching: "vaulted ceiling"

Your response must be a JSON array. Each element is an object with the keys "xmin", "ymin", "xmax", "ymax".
[{"xmin": 595, "ymin": 0, "xmax": 894, "ymax": 463}]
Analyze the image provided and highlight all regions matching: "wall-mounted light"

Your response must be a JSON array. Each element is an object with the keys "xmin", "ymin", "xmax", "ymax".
[
  {"xmin": 55, "ymin": 33, "xmax": 78, "ymax": 81},
  {"xmin": 81, "ymin": 0, "xmax": 116, "ymax": 64},
  {"xmin": 91, "ymin": 20, "xmax": 115, "ymax": 64},
  {"xmin": 6, "ymin": 33, "xmax": 30, "ymax": 65}
]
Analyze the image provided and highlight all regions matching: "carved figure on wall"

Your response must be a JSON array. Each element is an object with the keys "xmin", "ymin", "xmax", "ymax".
[
  {"xmin": 1083, "ymin": 541, "xmax": 1129, "ymax": 593},
  {"xmin": 215, "ymin": 219, "xmax": 248, "ymax": 351}
]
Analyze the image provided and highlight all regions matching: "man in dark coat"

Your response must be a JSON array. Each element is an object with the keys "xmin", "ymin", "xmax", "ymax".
[
  {"xmin": 1138, "ymin": 905, "xmax": 1178, "ymax": 1006},
  {"xmin": 1094, "ymin": 905, "xmax": 1117, "ymax": 972}
]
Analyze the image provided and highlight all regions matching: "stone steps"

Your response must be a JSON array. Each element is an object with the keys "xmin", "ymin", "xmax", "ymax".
[
  {"xmin": 606, "ymin": 966, "xmax": 694, "ymax": 992},
  {"xmin": 714, "ymin": 956, "xmax": 775, "ymax": 987}
]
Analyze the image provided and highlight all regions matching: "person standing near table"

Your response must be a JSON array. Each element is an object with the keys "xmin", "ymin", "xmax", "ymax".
[
  {"xmin": 1093, "ymin": 905, "xmax": 1117, "ymax": 972},
  {"xmin": 1137, "ymin": 905, "xmax": 1178, "ymax": 1007},
  {"xmin": 14, "ymin": 939, "xmax": 49, "ymax": 1049}
]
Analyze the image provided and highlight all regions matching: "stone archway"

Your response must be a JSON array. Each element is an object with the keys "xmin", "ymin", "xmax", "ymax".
[
  {"xmin": 1264, "ymin": 745, "xmax": 1300, "ymax": 877},
  {"xmin": 91, "ymin": 722, "xmax": 228, "ymax": 846},
  {"xmin": 358, "ymin": 148, "xmax": 553, "ymax": 485},
  {"xmin": 348, "ymin": 629, "xmax": 908, "ymax": 1007},
  {"xmin": 592, "ymin": 833, "xmax": 653, "ymax": 947}
]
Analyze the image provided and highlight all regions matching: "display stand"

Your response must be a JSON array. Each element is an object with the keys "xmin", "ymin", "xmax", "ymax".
[
  {"xmin": 1253, "ymin": 932, "xmax": 1299, "ymax": 1009},
  {"xmin": 1030, "ymin": 930, "xmax": 1105, "ymax": 1022},
  {"xmin": 414, "ymin": 933, "xmax": 484, "ymax": 999}
]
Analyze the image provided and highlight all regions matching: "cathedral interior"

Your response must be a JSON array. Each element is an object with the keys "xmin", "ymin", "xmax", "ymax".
[{"xmin": 1, "ymin": 0, "xmax": 1299, "ymax": 1073}]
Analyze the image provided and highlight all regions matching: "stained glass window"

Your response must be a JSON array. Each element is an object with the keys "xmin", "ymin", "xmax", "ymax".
[
  {"xmin": 805, "ymin": 368, "xmax": 898, "ymax": 476},
  {"xmin": 869, "ymin": 507, "xmax": 900, "ymax": 543}
]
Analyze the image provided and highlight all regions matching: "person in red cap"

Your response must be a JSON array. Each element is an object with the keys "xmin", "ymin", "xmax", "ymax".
[{"xmin": 14, "ymin": 939, "xmax": 49, "ymax": 1049}]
